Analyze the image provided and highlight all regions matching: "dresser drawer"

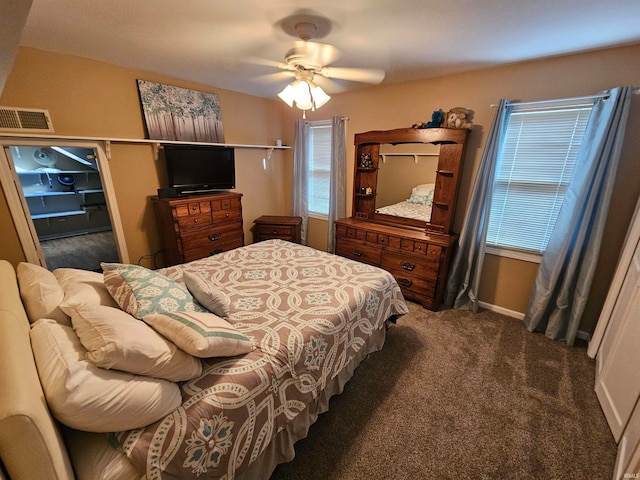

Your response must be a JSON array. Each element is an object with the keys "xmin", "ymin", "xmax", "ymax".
[
  {"xmin": 212, "ymin": 208, "xmax": 242, "ymax": 224},
  {"xmin": 211, "ymin": 197, "xmax": 241, "ymax": 211},
  {"xmin": 391, "ymin": 272, "xmax": 437, "ymax": 299},
  {"xmin": 182, "ymin": 235, "xmax": 244, "ymax": 262},
  {"xmin": 335, "ymin": 238, "xmax": 382, "ymax": 265},
  {"xmin": 180, "ymin": 222, "xmax": 243, "ymax": 250},
  {"xmin": 175, "ymin": 201, "xmax": 212, "ymax": 217},
  {"xmin": 381, "ymin": 250, "xmax": 439, "ymax": 280},
  {"xmin": 177, "ymin": 212, "xmax": 212, "ymax": 230}
]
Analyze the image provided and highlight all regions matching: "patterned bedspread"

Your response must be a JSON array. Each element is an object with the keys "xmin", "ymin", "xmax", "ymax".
[
  {"xmin": 376, "ymin": 200, "xmax": 432, "ymax": 222},
  {"xmin": 113, "ymin": 240, "xmax": 408, "ymax": 479}
]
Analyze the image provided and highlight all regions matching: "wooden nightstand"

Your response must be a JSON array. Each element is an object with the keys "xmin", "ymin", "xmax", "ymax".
[{"xmin": 253, "ymin": 215, "xmax": 302, "ymax": 244}]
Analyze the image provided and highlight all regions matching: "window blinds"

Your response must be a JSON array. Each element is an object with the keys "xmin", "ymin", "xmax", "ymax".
[
  {"xmin": 307, "ymin": 123, "xmax": 332, "ymax": 215},
  {"xmin": 486, "ymin": 105, "xmax": 593, "ymax": 253}
]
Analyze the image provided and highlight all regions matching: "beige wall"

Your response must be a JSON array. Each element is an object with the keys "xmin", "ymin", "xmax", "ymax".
[
  {"xmin": 0, "ymin": 47, "xmax": 292, "ymax": 266},
  {"xmin": 285, "ymin": 43, "xmax": 640, "ymax": 333},
  {"xmin": 2, "ymin": 44, "xmax": 640, "ymax": 334}
]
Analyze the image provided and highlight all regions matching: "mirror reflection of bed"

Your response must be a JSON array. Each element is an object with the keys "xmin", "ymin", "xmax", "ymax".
[{"xmin": 375, "ymin": 143, "xmax": 440, "ymax": 223}]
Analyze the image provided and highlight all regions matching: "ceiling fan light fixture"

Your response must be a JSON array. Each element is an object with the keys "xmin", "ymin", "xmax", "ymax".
[
  {"xmin": 278, "ymin": 78, "xmax": 330, "ymax": 112},
  {"xmin": 310, "ymin": 83, "xmax": 330, "ymax": 108}
]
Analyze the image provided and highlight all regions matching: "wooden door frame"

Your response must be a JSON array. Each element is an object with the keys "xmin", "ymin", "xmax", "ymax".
[{"xmin": 0, "ymin": 138, "xmax": 129, "ymax": 267}]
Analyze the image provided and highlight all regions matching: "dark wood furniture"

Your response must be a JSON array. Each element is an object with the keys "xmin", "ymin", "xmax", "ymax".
[
  {"xmin": 253, "ymin": 215, "xmax": 302, "ymax": 244},
  {"xmin": 152, "ymin": 192, "xmax": 244, "ymax": 266},
  {"xmin": 335, "ymin": 127, "xmax": 469, "ymax": 310}
]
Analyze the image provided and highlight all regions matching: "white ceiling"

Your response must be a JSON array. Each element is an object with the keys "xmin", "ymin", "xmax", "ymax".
[{"xmin": 15, "ymin": 0, "xmax": 640, "ymax": 100}]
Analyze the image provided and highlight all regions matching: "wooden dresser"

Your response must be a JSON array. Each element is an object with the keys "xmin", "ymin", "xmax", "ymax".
[
  {"xmin": 253, "ymin": 215, "xmax": 302, "ymax": 244},
  {"xmin": 335, "ymin": 218, "xmax": 457, "ymax": 310},
  {"xmin": 152, "ymin": 192, "xmax": 244, "ymax": 266},
  {"xmin": 335, "ymin": 127, "xmax": 468, "ymax": 311}
]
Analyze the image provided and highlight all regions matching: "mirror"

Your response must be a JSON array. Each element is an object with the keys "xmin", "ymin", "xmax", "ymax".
[{"xmin": 375, "ymin": 143, "xmax": 440, "ymax": 223}]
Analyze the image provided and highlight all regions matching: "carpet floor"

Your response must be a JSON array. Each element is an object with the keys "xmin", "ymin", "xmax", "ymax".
[{"xmin": 270, "ymin": 301, "xmax": 617, "ymax": 480}]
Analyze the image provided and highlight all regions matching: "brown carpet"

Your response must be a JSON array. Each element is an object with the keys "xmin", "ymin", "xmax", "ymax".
[{"xmin": 270, "ymin": 302, "xmax": 617, "ymax": 480}]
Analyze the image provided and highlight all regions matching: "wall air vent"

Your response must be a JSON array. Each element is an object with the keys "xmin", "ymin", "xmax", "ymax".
[{"xmin": 0, "ymin": 106, "xmax": 54, "ymax": 133}]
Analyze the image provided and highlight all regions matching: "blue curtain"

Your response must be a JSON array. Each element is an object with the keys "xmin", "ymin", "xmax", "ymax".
[
  {"xmin": 291, "ymin": 119, "xmax": 309, "ymax": 244},
  {"xmin": 524, "ymin": 86, "xmax": 633, "ymax": 346},
  {"xmin": 444, "ymin": 99, "xmax": 511, "ymax": 311},
  {"xmin": 327, "ymin": 116, "xmax": 346, "ymax": 253}
]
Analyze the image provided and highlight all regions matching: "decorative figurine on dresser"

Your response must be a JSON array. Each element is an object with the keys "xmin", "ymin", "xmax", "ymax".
[{"xmin": 334, "ymin": 126, "xmax": 469, "ymax": 310}]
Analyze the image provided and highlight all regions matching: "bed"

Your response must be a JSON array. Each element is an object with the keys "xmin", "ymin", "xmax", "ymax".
[
  {"xmin": 375, "ymin": 183, "xmax": 435, "ymax": 222},
  {"xmin": 0, "ymin": 239, "xmax": 408, "ymax": 480}
]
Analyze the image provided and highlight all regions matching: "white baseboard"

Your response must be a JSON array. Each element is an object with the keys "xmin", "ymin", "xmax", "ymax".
[
  {"xmin": 478, "ymin": 301, "xmax": 524, "ymax": 320},
  {"xmin": 478, "ymin": 301, "xmax": 592, "ymax": 343}
]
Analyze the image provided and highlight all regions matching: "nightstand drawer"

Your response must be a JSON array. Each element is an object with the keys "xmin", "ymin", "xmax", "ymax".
[{"xmin": 256, "ymin": 225, "xmax": 294, "ymax": 237}]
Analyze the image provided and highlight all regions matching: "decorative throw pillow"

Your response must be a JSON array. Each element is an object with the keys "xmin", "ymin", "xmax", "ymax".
[
  {"xmin": 16, "ymin": 262, "xmax": 70, "ymax": 325},
  {"xmin": 30, "ymin": 318, "xmax": 181, "ymax": 432},
  {"xmin": 182, "ymin": 271, "xmax": 231, "ymax": 317},
  {"xmin": 54, "ymin": 268, "xmax": 119, "ymax": 309},
  {"xmin": 101, "ymin": 262, "xmax": 205, "ymax": 319},
  {"xmin": 66, "ymin": 303, "xmax": 202, "ymax": 382},
  {"xmin": 143, "ymin": 311, "xmax": 254, "ymax": 358}
]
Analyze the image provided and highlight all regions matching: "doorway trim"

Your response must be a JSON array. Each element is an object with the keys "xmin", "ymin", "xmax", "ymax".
[{"xmin": 0, "ymin": 138, "xmax": 129, "ymax": 266}]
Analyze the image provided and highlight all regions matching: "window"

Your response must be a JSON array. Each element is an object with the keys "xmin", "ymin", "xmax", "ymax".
[
  {"xmin": 486, "ymin": 101, "xmax": 594, "ymax": 258},
  {"xmin": 307, "ymin": 120, "xmax": 332, "ymax": 216}
]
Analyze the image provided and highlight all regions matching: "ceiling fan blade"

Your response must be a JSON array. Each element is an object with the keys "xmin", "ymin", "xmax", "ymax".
[
  {"xmin": 320, "ymin": 66, "xmax": 385, "ymax": 84},
  {"xmin": 313, "ymin": 75, "xmax": 348, "ymax": 94},
  {"xmin": 253, "ymin": 71, "xmax": 295, "ymax": 85},
  {"xmin": 293, "ymin": 40, "xmax": 340, "ymax": 68}
]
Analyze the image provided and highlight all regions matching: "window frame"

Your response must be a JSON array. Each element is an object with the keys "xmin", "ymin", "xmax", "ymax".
[
  {"xmin": 485, "ymin": 100, "xmax": 594, "ymax": 261},
  {"xmin": 306, "ymin": 119, "xmax": 332, "ymax": 218}
]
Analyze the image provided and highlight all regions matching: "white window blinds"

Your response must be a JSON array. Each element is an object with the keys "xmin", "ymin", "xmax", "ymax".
[
  {"xmin": 308, "ymin": 122, "xmax": 332, "ymax": 216},
  {"xmin": 487, "ymin": 103, "xmax": 593, "ymax": 253}
]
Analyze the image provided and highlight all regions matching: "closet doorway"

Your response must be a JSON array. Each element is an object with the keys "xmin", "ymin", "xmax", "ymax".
[{"xmin": 0, "ymin": 139, "xmax": 129, "ymax": 271}]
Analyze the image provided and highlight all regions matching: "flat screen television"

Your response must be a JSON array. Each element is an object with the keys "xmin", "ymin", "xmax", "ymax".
[{"xmin": 163, "ymin": 145, "xmax": 235, "ymax": 195}]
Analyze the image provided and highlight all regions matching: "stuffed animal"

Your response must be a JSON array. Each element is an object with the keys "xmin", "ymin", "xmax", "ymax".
[
  {"xmin": 446, "ymin": 107, "xmax": 473, "ymax": 129},
  {"xmin": 413, "ymin": 109, "xmax": 444, "ymax": 129}
]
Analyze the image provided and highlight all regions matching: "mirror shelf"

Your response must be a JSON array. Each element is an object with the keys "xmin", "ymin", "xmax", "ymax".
[{"xmin": 351, "ymin": 127, "xmax": 469, "ymax": 234}]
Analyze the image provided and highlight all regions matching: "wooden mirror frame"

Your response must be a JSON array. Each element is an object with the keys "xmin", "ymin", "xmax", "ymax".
[{"xmin": 351, "ymin": 127, "xmax": 469, "ymax": 233}]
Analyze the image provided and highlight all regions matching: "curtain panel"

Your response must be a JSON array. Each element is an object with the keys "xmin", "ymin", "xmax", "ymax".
[{"xmin": 524, "ymin": 86, "xmax": 633, "ymax": 345}]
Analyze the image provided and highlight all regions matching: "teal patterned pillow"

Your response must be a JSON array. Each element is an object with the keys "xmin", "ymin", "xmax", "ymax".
[
  {"xmin": 102, "ymin": 263, "xmax": 205, "ymax": 319},
  {"xmin": 407, "ymin": 191, "xmax": 434, "ymax": 206}
]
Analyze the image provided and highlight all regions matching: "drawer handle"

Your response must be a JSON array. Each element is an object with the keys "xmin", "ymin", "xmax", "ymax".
[
  {"xmin": 272, "ymin": 230, "xmax": 278, "ymax": 234},
  {"xmin": 208, "ymin": 233, "xmax": 221, "ymax": 242},
  {"xmin": 400, "ymin": 262, "xmax": 416, "ymax": 271},
  {"xmin": 210, "ymin": 249, "xmax": 223, "ymax": 255},
  {"xmin": 225, "ymin": 213, "xmax": 230, "ymax": 218},
  {"xmin": 352, "ymin": 249, "xmax": 364, "ymax": 257},
  {"xmin": 193, "ymin": 219, "xmax": 199, "ymax": 224},
  {"xmin": 398, "ymin": 278, "xmax": 413, "ymax": 288}
]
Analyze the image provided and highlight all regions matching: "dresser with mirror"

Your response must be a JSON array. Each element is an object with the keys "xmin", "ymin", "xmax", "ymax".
[{"xmin": 335, "ymin": 127, "xmax": 469, "ymax": 310}]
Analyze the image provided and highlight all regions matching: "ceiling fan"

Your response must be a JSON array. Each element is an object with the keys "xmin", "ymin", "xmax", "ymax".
[{"xmin": 267, "ymin": 14, "xmax": 385, "ymax": 113}]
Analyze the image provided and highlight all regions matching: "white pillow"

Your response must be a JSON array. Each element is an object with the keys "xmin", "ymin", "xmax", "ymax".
[
  {"xmin": 182, "ymin": 271, "xmax": 231, "ymax": 317},
  {"xmin": 30, "ymin": 318, "xmax": 181, "ymax": 432},
  {"xmin": 54, "ymin": 268, "xmax": 119, "ymax": 309},
  {"xmin": 143, "ymin": 311, "xmax": 255, "ymax": 358},
  {"xmin": 411, "ymin": 183, "xmax": 435, "ymax": 196},
  {"xmin": 17, "ymin": 262, "xmax": 70, "ymax": 325},
  {"xmin": 66, "ymin": 303, "xmax": 202, "ymax": 382}
]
